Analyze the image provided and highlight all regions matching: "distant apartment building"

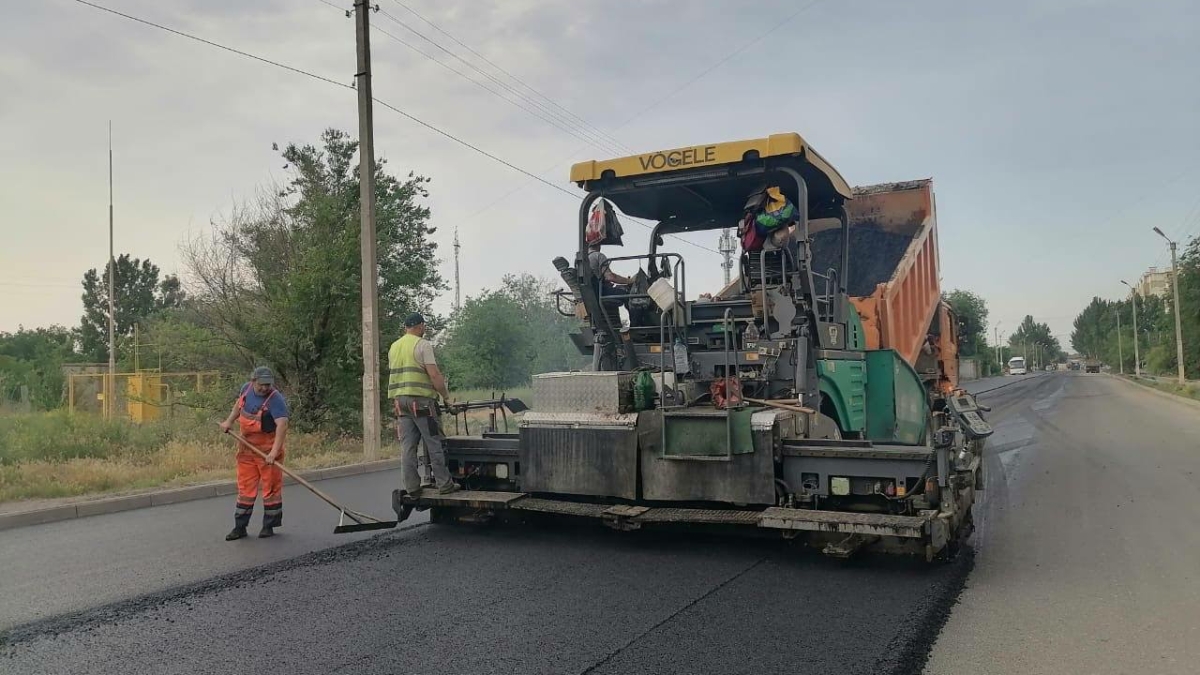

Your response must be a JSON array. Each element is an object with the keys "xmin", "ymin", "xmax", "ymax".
[{"xmin": 1137, "ymin": 267, "xmax": 1170, "ymax": 298}]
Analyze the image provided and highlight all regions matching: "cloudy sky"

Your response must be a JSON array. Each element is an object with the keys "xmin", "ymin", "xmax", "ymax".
[{"xmin": 2, "ymin": 0, "xmax": 1198, "ymax": 350}]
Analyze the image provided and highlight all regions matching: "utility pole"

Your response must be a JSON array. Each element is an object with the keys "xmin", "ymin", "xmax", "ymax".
[
  {"xmin": 355, "ymin": 0, "xmax": 381, "ymax": 459},
  {"xmin": 994, "ymin": 323, "xmax": 1002, "ymax": 373},
  {"xmin": 107, "ymin": 122, "xmax": 117, "ymax": 420},
  {"xmin": 1121, "ymin": 280, "xmax": 1140, "ymax": 377},
  {"xmin": 1116, "ymin": 309, "xmax": 1123, "ymax": 375},
  {"xmin": 1154, "ymin": 227, "xmax": 1187, "ymax": 384},
  {"xmin": 453, "ymin": 228, "xmax": 462, "ymax": 312}
]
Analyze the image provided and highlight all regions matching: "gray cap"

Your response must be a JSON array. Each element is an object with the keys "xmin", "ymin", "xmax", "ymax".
[
  {"xmin": 251, "ymin": 366, "xmax": 274, "ymax": 384},
  {"xmin": 404, "ymin": 312, "xmax": 426, "ymax": 328}
]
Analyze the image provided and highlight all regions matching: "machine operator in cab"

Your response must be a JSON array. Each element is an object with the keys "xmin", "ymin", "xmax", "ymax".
[
  {"xmin": 587, "ymin": 239, "xmax": 636, "ymax": 316},
  {"xmin": 219, "ymin": 366, "xmax": 289, "ymax": 541}
]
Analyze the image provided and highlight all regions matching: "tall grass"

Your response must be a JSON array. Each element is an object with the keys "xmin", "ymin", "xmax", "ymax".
[
  {"xmin": 1129, "ymin": 376, "xmax": 1200, "ymax": 402},
  {"xmin": 0, "ymin": 387, "xmax": 537, "ymax": 503},
  {"xmin": 0, "ymin": 411, "xmax": 396, "ymax": 503}
]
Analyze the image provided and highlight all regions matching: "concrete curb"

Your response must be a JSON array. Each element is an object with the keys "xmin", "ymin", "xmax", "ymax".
[
  {"xmin": 1107, "ymin": 373, "xmax": 1200, "ymax": 411},
  {"xmin": 0, "ymin": 458, "xmax": 401, "ymax": 533}
]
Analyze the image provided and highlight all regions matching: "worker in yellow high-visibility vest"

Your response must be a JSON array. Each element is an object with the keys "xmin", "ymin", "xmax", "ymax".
[{"xmin": 388, "ymin": 313, "xmax": 458, "ymax": 522}]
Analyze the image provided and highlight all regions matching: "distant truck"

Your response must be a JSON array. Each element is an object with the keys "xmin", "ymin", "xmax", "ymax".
[{"xmin": 1084, "ymin": 359, "xmax": 1101, "ymax": 373}]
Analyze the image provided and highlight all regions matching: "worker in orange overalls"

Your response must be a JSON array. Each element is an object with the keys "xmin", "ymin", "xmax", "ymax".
[{"xmin": 219, "ymin": 366, "xmax": 290, "ymax": 540}]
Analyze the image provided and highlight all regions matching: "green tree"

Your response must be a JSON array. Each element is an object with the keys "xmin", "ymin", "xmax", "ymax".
[
  {"xmin": 440, "ymin": 274, "xmax": 585, "ymax": 390},
  {"xmin": 1156, "ymin": 236, "xmax": 1200, "ymax": 377},
  {"xmin": 1071, "ymin": 298, "xmax": 1114, "ymax": 360},
  {"xmin": 944, "ymin": 289, "xmax": 989, "ymax": 357},
  {"xmin": 0, "ymin": 326, "xmax": 81, "ymax": 409},
  {"xmin": 1008, "ymin": 315, "xmax": 1063, "ymax": 365},
  {"xmin": 440, "ymin": 291, "xmax": 530, "ymax": 390},
  {"xmin": 139, "ymin": 308, "xmax": 246, "ymax": 375},
  {"xmin": 182, "ymin": 128, "xmax": 443, "ymax": 431},
  {"xmin": 79, "ymin": 254, "xmax": 184, "ymax": 362}
]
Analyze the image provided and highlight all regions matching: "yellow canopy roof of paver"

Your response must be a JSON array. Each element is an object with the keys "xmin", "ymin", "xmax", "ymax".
[{"xmin": 569, "ymin": 132, "xmax": 853, "ymax": 200}]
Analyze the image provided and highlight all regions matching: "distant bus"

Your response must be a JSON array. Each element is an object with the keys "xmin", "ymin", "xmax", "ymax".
[{"xmin": 1008, "ymin": 356, "xmax": 1028, "ymax": 375}]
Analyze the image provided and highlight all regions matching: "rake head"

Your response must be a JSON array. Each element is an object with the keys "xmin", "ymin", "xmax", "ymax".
[{"xmin": 333, "ymin": 509, "xmax": 398, "ymax": 534}]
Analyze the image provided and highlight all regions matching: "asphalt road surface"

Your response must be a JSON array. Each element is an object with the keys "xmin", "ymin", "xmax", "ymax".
[
  {"xmin": 925, "ymin": 373, "xmax": 1200, "ymax": 674},
  {"xmin": 3, "ymin": 373, "xmax": 1196, "ymax": 674}
]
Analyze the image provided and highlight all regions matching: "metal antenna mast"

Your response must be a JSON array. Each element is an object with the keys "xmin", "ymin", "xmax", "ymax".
[
  {"xmin": 107, "ymin": 122, "xmax": 116, "ymax": 420},
  {"xmin": 718, "ymin": 228, "xmax": 736, "ymax": 286},
  {"xmin": 453, "ymin": 228, "xmax": 462, "ymax": 311}
]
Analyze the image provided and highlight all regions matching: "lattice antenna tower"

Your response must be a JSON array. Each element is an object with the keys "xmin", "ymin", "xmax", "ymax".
[{"xmin": 718, "ymin": 228, "xmax": 736, "ymax": 285}]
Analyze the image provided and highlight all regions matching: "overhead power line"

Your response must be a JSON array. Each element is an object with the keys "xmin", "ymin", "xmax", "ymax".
[
  {"xmin": 69, "ymin": 0, "xmax": 720, "ymax": 257},
  {"xmin": 375, "ymin": 7, "xmax": 629, "ymax": 157},
  {"xmin": 386, "ymin": 0, "xmax": 628, "ymax": 153},
  {"xmin": 368, "ymin": 21, "xmax": 627, "ymax": 157},
  {"xmin": 614, "ymin": 0, "xmax": 826, "ymax": 128},
  {"xmin": 75, "ymin": 0, "xmax": 349, "ymax": 89},
  {"xmin": 325, "ymin": 0, "xmax": 629, "ymax": 156},
  {"xmin": 319, "ymin": 0, "xmax": 628, "ymax": 157},
  {"xmin": 438, "ymin": 0, "xmax": 828, "ymax": 249},
  {"xmin": 72, "ymin": 0, "xmax": 566, "ymax": 193}
]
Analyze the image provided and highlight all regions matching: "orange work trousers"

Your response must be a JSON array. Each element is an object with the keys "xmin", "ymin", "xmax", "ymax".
[{"xmin": 234, "ymin": 449, "xmax": 283, "ymax": 529}]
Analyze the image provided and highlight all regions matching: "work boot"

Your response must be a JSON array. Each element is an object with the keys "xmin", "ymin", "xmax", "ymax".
[
  {"xmin": 258, "ymin": 526, "xmax": 275, "ymax": 539},
  {"xmin": 225, "ymin": 526, "xmax": 248, "ymax": 541},
  {"xmin": 437, "ymin": 482, "xmax": 461, "ymax": 495},
  {"xmin": 391, "ymin": 489, "xmax": 415, "ymax": 523}
]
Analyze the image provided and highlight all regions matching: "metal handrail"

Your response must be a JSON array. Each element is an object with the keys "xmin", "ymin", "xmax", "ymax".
[
  {"xmin": 721, "ymin": 308, "xmax": 736, "ymax": 460},
  {"xmin": 810, "ymin": 267, "xmax": 838, "ymax": 322},
  {"xmin": 592, "ymin": 252, "xmax": 687, "ymax": 306},
  {"xmin": 659, "ymin": 308, "xmax": 670, "ymax": 458},
  {"xmin": 551, "ymin": 289, "xmax": 579, "ymax": 318}
]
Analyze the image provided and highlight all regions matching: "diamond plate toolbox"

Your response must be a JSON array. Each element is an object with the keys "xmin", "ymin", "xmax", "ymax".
[{"xmin": 532, "ymin": 371, "xmax": 635, "ymax": 414}]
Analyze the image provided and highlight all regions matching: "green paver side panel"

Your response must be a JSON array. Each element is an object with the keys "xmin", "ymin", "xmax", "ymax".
[
  {"xmin": 818, "ymin": 359, "xmax": 867, "ymax": 434},
  {"xmin": 864, "ymin": 349, "xmax": 928, "ymax": 445}
]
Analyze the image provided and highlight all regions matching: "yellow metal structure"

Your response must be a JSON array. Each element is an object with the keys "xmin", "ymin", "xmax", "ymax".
[
  {"xmin": 68, "ymin": 371, "xmax": 220, "ymax": 423},
  {"xmin": 125, "ymin": 372, "xmax": 164, "ymax": 423},
  {"xmin": 569, "ymin": 132, "xmax": 853, "ymax": 199}
]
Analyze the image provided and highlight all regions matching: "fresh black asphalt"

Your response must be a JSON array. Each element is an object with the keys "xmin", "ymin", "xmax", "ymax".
[{"xmin": 4, "ymin": 376, "xmax": 1054, "ymax": 675}]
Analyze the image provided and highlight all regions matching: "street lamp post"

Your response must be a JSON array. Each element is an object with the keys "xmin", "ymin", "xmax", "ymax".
[
  {"xmin": 1121, "ymin": 280, "xmax": 1141, "ymax": 377},
  {"xmin": 1153, "ymin": 227, "xmax": 1187, "ymax": 384}
]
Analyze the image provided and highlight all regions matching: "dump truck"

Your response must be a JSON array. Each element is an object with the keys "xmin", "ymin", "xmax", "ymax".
[{"xmin": 409, "ymin": 133, "xmax": 992, "ymax": 560}]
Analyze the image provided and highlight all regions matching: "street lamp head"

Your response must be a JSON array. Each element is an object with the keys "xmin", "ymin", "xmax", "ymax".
[
  {"xmin": 1120, "ymin": 280, "xmax": 1132, "ymax": 289},
  {"xmin": 1153, "ymin": 227, "xmax": 1173, "ymax": 244}
]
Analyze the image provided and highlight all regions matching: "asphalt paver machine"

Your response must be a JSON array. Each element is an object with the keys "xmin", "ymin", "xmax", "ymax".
[{"xmin": 409, "ymin": 133, "xmax": 992, "ymax": 559}]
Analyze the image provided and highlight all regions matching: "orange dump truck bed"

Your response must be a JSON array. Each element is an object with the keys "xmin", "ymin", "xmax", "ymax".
[{"xmin": 813, "ymin": 180, "xmax": 943, "ymax": 369}]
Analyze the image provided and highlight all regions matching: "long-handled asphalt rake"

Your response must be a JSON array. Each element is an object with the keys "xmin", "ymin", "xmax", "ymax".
[{"xmin": 225, "ymin": 430, "xmax": 397, "ymax": 534}]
